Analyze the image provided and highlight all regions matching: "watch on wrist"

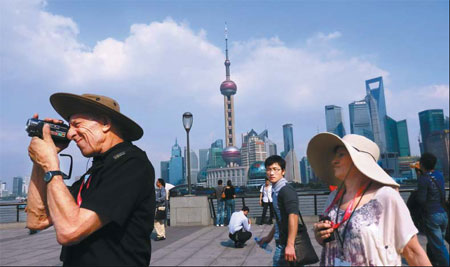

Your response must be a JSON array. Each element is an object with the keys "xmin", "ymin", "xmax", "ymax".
[{"xmin": 44, "ymin": 171, "xmax": 67, "ymax": 183}]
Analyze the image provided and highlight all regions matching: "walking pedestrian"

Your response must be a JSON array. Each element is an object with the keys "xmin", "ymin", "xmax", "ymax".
[
  {"xmin": 224, "ymin": 180, "xmax": 236, "ymax": 225},
  {"xmin": 308, "ymin": 133, "xmax": 431, "ymax": 266},
  {"xmin": 215, "ymin": 179, "xmax": 225, "ymax": 226},
  {"xmin": 154, "ymin": 178, "xmax": 167, "ymax": 241},
  {"xmin": 416, "ymin": 152, "xmax": 449, "ymax": 266},
  {"xmin": 259, "ymin": 178, "xmax": 274, "ymax": 225},
  {"xmin": 258, "ymin": 155, "xmax": 300, "ymax": 266}
]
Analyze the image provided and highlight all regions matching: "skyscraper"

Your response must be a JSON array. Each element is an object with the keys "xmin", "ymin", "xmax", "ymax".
[
  {"xmin": 13, "ymin": 177, "xmax": 23, "ymax": 196},
  {"xmin": 184, "ymin": 148, "xmax": 199, "ymax": 185},
  {"xmin": 419, "ymin": 109, "xmax": 445, "ymax": 153},
  {"xmin": 208, "ymin": 139, "xmax": 226, "ymax": 169},
  {"xmin": 241, "ymin": 129, "xmax": 267, "ymax": 167},
  {"xmin": 425, "ymin": 130, "xmax": 449, "ymax": 178},
  {"xmin": 396, "ymin": 120, "xmax": 411, "ymax": 157},
  {"xmin": 325, "ymin": 105, "xmax": 346, "ymax": 137},
  {"xmin": 300, "ymin": 157, "xmax": 316, "ymax": 184},
  {"xmin": 284, "ymin": 150, "xmax": 300, "ymax": 183},
  {"xmin": 282, "ymin": 123, "xmax": 294, "ymax": 157},
  {"xmin": 349, "ymin": 100, "xmax": 373, "ymax": 140},
  {"xmin": 365, "ymin": 77, "xmax": 387, "ymax": 152},
  {"xmin": 220, "ymin": 24, "xmax": 241, "ymax": 167},
  {"xmin": 169, "ymin": 139, "xmax": 184, "ymax": 185},
  {"xmin": 160, "ymin": 161, "xmax": 169, "ymax": 181},
  {"xmin": 199, "ymin": 148, "xmax": 209, "ymax": 170},
  {"xmin": 256, "ymin": 129, "xmax": 277, "ymax": 156}
]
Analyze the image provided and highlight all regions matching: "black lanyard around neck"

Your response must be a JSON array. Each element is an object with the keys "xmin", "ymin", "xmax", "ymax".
[{"xmin": 334, "ymin": 181, "xmax": 372, "ymax": 248}]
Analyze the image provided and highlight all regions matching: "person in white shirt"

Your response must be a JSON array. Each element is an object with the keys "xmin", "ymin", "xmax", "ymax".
[
  {"xmin": 259, "ymin": 178, "xmax": 274, "ymax": 225},
  {"xmin": 228, "ymin": 206, "xmax": 252, "ymax": 248}
]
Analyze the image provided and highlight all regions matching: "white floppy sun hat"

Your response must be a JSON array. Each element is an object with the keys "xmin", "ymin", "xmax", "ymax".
[{"xmin": 306, "ymin": 133, "xmax": 399, "ymax": 187}]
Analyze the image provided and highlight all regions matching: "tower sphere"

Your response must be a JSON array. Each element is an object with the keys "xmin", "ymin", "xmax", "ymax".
[
  {"xmin": 222, "ymin": 146, "xmax": 240, "ymax": 164},
  {"xmin": 220, "ymin": 80, "xmax": 237, "ymax": 96}
]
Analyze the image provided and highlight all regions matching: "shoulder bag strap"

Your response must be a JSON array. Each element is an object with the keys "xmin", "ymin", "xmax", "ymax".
[{"xmin": 428, "ymin": 174, "xmax": 447, "ymax": 211}]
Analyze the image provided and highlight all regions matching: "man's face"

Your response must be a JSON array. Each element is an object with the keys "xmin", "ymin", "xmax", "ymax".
[
  {"xmin": 67, "ymin": 114, "xmax": 107, "ymax": 157},
  {"xmin": 266, "ymin": 163, "xmax": 285, "ymax": 184},
  {"xmin": 243, "ymin": 210, "xmax": 249, "ymax": 216}
]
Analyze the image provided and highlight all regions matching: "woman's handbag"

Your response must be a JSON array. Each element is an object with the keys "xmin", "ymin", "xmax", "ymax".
[
  {"xmin": 293, "ymin": 211, "xmax": 319, "ymax": 265},
  {"xmin": 155, "ymin": 206, "xmax": 166, "ymax": 220}
]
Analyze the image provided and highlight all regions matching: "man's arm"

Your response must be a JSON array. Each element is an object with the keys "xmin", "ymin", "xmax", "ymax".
[
  {"xmin": 259, "ymin": 225, "xmax": 275, "ymax": 245},
  {"xmin": 242, "ymin": 215, "xmax": 251, "ymax": 232},
  {"xmin": 46, "ymin": 175, "xmax": 107, "ymax": 245},
  {"xmin": 402, "ymin": 235, "xmax": 431, "ymax": 266},
  {"xmin": 28, "ymin": 124, "xmax": 108, "ymax": 245},
  {"xmin": 26, "ymin": 164, "xmax": 52, "ymax": 230},
  {"xmin": 284, "ymin": 213, "xmax": 298, "ymax": 262}
]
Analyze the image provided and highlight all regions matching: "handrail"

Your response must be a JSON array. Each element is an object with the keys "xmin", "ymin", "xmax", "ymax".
[
  {"xmin": 0, "ymin": 202, "xmax": 27, "ymax": 222},
  {"xmin": 207, "ymin": 188, "xmax": 449, "ymax": 220}
]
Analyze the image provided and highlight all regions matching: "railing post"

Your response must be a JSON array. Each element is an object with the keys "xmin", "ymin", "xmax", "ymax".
[
  {"xmin": 210, "ymin": 198, "xmax": 216, "ymax": 220},
  {"xmin": 242, "ymin": 197, "xmax": 246, "ymax": 207},
  {"xmin": 17, "ymin": 205, "xmax": 20, "ymax": 222},
  {"xmin": 314, "ymin": 195, "xmax": 318, "ymax": 215}
]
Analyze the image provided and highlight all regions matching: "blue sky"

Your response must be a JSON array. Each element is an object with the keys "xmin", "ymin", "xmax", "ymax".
[{"xmin": 0, "ymin": 0, "xmax": 449, "ymax": 190}]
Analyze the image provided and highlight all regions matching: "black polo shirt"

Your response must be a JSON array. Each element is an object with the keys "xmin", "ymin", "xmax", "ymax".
[
  {"xmin": 61, "ymin": 142, "xmax": 155, "ymax": 266},
  {"xmin": 277, "ymin": 184, "xmax": 299, "ymax": 245}
]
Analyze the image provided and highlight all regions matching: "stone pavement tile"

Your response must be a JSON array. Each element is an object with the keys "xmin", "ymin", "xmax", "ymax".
[
  {"xmin": 242, "ymin": 257, "xmax": 273, "ymax": 266},
  {"xmin": 178, "ymin": 257, "xmax": 217, "ymax": 266},
  {"xmin": 210, "ymin": 256, "xmax": 250, "ymax": 266},
  {"xmin": 151, "ymin": 258, "xmax": 186, "ymax": 266},
  {"xmin": 164, "ymin": 248, "xmax": 200, "ymax": 259}
]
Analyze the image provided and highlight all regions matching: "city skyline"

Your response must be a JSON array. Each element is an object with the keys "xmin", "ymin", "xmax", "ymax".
[{"xmin": 1, "ymin": 0, "xmax": 449, "ymax": 187}]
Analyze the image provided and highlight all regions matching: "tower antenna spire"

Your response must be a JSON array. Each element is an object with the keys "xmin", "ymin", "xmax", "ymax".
[{"xmin": 224, "ymin": 22, "xmax": 230, "ymax": 80}]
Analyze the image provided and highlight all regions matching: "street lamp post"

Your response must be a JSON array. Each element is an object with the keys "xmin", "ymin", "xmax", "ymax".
[{"xmin": 182, "ymin": 112, "xmax": 193, "ymax": 195}]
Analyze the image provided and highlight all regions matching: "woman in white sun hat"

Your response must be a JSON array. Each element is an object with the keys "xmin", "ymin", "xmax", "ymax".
[{"xmin": 308, "ymin": 133, "xmax": 431, "ymax": 266}]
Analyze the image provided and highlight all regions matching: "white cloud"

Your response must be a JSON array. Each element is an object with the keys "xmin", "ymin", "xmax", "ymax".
[
  {"xmin": 307, "ymin": 31, "xmax": 342, "ymax": 45},
  {"xmin": 1, "ymin": 0, "xmax": 448, "ymax": 181}
]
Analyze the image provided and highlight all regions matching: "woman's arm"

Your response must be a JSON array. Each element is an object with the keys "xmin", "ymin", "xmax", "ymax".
[{"xmin": 402, "ymin": 235, "xmax": 431, "ymax": 266}]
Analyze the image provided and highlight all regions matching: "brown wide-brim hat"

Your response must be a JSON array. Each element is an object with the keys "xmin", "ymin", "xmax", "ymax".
[
  {"xmin": 50, "ymin": 93, "xmax": 143, "ymax": 141},
  {"xmin": 306, "ymin": 132, "xmax": 399, "ymax": 187}
]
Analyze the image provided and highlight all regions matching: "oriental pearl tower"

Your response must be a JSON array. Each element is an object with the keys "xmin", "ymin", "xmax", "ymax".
[{"xmin": 220, "ymin": 25, "xmax": 240, "ymax": 167}]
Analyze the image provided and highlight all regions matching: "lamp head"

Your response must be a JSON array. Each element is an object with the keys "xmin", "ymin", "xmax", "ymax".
[{"xmin": 182, "ymin": 112, "xmax": 193, "ymax": 131}]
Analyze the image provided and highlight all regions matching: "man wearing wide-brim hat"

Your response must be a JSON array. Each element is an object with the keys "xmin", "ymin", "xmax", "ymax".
[{"xmin": 27, "ymin": 93, "xmax": 155, "ymax": 266}]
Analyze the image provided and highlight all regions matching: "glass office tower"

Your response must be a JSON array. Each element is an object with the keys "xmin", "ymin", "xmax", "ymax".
[
  {"xmin": 365, "ymin": 77, "xmax": 387, "ymax": 153},
  {"xmin": 325, "ymin": 105, "xmax": 346, "ymax": 137},
  {"xmin": 396, "ymin": 120, "xmax": 411, "ymax": 157},
  {"xmin": 419, "ymin": 109, "xmax": 445, "ymax": 152},
  {"xmin": 349, "ymin": 100, "xmax": 374, "ymax": 140},
  {"xmin": 282, "ymin": 124, "xmax": 294, "ymax": 156}
]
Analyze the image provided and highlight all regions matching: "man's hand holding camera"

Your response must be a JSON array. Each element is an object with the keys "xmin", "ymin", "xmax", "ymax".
[{"xmin": 28, "ymin": 114, "xmax": 69, "ymax": 173}]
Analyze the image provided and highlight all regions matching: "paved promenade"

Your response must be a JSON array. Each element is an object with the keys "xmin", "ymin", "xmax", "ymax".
[{"xmin": 0, "ymin": 216, "xmax": 445, "ymax": 266}]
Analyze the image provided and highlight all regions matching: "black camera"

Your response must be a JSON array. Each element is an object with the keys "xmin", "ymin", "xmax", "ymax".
[
  {"xmin": 319, "ymin": 215, "xmax": 335, "ymax": 243},
  {"xmin": 25, "ymin": 118, "xmax": 70, "ymax": 142}
]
